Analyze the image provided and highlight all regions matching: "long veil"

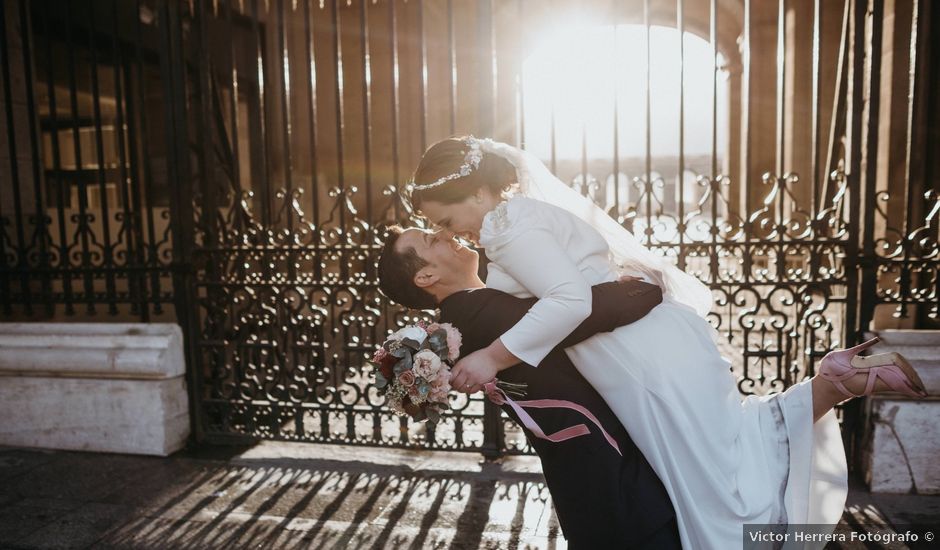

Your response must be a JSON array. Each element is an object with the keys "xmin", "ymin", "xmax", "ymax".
[{"xmin": 479, "ymin": 138, "xmax": 713, "ymax": 318}]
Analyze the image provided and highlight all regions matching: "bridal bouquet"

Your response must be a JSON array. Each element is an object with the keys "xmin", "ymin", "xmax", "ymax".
[
  {"xmin": 370, "ymin": 322, "xmax": 461, "ymax": 425},
  {"xmin": 370, "ymin": 322, "xmax": 527, "ymax": 425}
]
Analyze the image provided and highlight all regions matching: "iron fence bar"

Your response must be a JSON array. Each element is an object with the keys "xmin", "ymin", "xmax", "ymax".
[
  {"xmin": 88, "ymin": 3, "xmax": 119, "ymax": 315},
  {"xmin": 225, "ymin": 0, "xmax": 242, "ymax": 198},
  {"xmin": 416, "ymin": 0, "xmax": 427, "ymax": 151},
  {"xmin": 484, "ymin": 0, "xmax": 496, "ymax": 138},
  {"xmin": 249, "ymin": 0, "xmax": 271, "ymax": 225},
  {"xmin": 302, "ymin": 0, "xmax": 323, "ymax": 278},
  {"xmin": 843, "ymin": 0, "xmax": 866, "ymax": 352},
  {"xmin": 675, "ymin": 0, "xmax": 684, "ymax": 269},
  {"xmin": 357, "ymin": 0, "xmax": 383, "ymax": 445},
  {"xmin": 739, "ymin": 1, "xmax": 751, "ymax": 211},
  {"xmin": 277, "ymin": 0, "xmax": 299, "ymax": 330},
  {"xmin": 194, "ymin": 0, "xmax": 217, "ymax": 251},
  {"xmin": 823, "ymin": 1, "xmax": 850, "ymax": 207},
  {"xmin": 741, "ymin": 0, "xmax": 752, "ymax": 278},
  {"xmin": 447, "ymin": 0, "xmax": 456, "ymax": 135},
  {"xmin": 517, "ymin": 0, "xmax": 525, "ymax": 149},
  {"xmin": 709, "ymin": 0, "xmax": 718, "ymax": 284},
  {"xmin": 193, "ymin": 0, "xmax": 228, "ymax": 408},
  {"xmin": 710, "ymin": 0, "xmax": 718, "ymax": 181},
  {"xmin": 775, "ymin": 0, "xmax": 786, "ymax": 179},
  {"xmin": 277, "ymin": 0, "xmax": 294, "ymax": 228},
  {"xmin": 899, "ymin": 0, "xmax": 927, "ymax": 319},
  {"xmin": 918, "ymin": 0, "xmax": 938, "ymax": 326},
  {"xmin": 358, "ymin": 0, "xmax": 374, "ymax": 276},
  {"xmin": 132, "ymin": 0, "xmax": 164, "ymax": 315},
  {"xmin": 0, "ymin": 1, "xmax": 23, "ymax": 314},
  {"xmin": 116, "ymin": 58, "xmax": 149, "ymax": 321},
  {"xmin": 839, "ymin": 0, "xmax": 872, "ymax": 460},
  {"xmin": 643, "ymin": 0, "xmax": 652, "ymax": 243},
  {"xmin": 159, "ymin": 0, "xmax": 201, "ymax": 443},
  {"xmin": 603, "ymin": 0, "xmax": 616, "ymax": 215},
  {"xmin": 775, "ymin": 0, "xmax": 787, "ymax": 288},
  {"xmin": 811, "ymin": 0, "xmax": 822, "ymax": 220},
  {"xmin": 858, "ymin": 0, "xmax": 884, "ymax": 349},
  {"xmin": 39, "ymin": 3, "xmax": 75, "ymax": 315},
  {"xmin": 330, "ymin": 0, "xmax": 347, "ymax": 280},
  {"xmin": 808, "ymin": 0, "xmax": 822, "ymax": 283},
  {"xmin": 548, "ymin": 2, "xmax": 556, "ymax": 175},
  {"xmin": 576, "ymin": 0, "xmax": 587, "ymax": 194},
  {"xmin": 18, "ymin": 0, "xmax": 53, "ymax": 316},
  {"xmin": 386, "ymin": 0, "xmax": 401, "ymax": 220},
  {"xmin": 64, "ymin": 1, "xmax": 95, "ymax": 314},
  {"xmin": 109, "ymin": 0, "xmax": 145, "ymax": 319}
]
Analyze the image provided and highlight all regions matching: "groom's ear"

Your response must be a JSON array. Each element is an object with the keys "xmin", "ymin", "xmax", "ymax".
[{"xmin": 413, "ymin": 267, "xmax": 439, "ymax": 290}]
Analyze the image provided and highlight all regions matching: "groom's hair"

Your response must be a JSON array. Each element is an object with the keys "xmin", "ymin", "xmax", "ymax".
[{"xmin": 377, "ymin": 225, "xmax": 437, "ymax": 310}]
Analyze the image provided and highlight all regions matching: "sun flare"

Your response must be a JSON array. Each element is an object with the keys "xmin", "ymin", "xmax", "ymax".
[{"xmin": 523, "ymin": 24, "xmax": 730, "ymax": 163}]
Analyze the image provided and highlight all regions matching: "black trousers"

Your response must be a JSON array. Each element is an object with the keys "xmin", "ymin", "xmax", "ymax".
[
  {"xmin": 634, "ymin": 517, "xmax": 682, "ymax": 550},
  {"xmin": 567, "ymin": 516, "xmax": 682, "ymax": 550}
]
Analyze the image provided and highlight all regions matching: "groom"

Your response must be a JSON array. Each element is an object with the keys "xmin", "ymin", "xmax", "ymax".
[{"xmin": 377, "ymin": 226, "xmax": 680, "ymax": 549}]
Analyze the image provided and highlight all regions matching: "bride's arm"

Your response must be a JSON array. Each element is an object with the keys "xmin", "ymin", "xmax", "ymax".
[
  {"xmin": 492, "ymin": 227, "xmax": 595, "ymax": 365},
  {"xmin": 462, "ymin": 226, "xmax": 593, "ymax": 372}
]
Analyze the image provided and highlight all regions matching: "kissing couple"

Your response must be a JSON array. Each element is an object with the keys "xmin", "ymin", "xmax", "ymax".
[{"xmin": 376, "ymin": 136, "xmax": 928, "ymax": 549}]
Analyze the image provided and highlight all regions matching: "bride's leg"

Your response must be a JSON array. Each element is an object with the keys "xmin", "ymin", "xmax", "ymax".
[{"xmin": 811, "ymin": 375, "xmax": 847, "ymax": 423}]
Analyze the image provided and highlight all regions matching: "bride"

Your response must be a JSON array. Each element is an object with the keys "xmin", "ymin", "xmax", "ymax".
[{"xmin": 403, "ymin": 135, "xmax": 928, "ymax": 549}]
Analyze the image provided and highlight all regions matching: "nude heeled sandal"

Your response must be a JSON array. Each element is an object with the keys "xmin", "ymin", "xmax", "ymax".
[{"xmin": 818, "ymin": 337, "xmax": 928, "ymax": 399}]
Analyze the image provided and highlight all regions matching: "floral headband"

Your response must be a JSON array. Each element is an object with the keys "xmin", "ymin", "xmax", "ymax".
[{"xmin": 408, "ymin": 136, "xmax": 483, "ymax": 191}]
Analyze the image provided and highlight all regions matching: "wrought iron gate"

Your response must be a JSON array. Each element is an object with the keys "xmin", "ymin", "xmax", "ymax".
[{"xmin": 1, "ymin": 0, "xmax": 937, "ymax": 457}]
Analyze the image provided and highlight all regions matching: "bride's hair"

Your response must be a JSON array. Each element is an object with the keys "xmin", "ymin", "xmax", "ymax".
[
  {"xmin": 409, "ymin": 135, "xmax": 516, "ymax": 209},
  {"xmin": 377, "ymin": 225, "xmax": 437, "ymax": 310}
]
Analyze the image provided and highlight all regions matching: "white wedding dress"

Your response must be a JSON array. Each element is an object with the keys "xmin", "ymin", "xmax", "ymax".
[{"xmin": 480, "ymin": 195, "xmax": 848, "ymax": 550}]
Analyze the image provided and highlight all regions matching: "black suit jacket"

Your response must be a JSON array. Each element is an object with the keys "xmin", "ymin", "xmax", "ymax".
[{"xmin": 438, "ymin": 280, "xmax": 676, "ymax": 548}]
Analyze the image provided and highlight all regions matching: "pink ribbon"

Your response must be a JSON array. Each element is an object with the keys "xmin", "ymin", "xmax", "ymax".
[{"xmin": 483, "ymin": 381, "xmax": 622, "ymax": 456}]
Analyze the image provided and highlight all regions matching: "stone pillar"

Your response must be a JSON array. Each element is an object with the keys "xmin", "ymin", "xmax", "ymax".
[
  {"xmin": 0, "ymin": 323, "xmax": 191, "ymax": 456},
  {"xmin": 859, "ymin": 330, "xmax": 940, "ymax": 494}
]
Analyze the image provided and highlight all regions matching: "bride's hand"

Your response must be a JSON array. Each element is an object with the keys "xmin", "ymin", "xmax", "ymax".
[
  {"xmin": 451, "ymin": 339, "xmax": 520, "ymax": 393},
  {"xmin": 450, "ymin": 349, "xmax": 500, "ymax": 394}
]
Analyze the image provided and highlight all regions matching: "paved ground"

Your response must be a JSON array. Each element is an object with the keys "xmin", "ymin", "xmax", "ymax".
[{"xmin": 0, "ymin": 442, "xmax": 938, "ymax": 549}]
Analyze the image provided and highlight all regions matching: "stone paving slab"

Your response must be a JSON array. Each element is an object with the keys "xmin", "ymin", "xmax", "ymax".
[{"xmin": 0, "ymin": 442, "xmax": 936, "ymax": 549}]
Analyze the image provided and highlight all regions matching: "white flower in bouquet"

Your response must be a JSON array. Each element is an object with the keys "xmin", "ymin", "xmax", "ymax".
[
  {"xmin": 389, "ymin": 326, "xmax": 427, "ymax": 346},
  {"xmin": 412, "ymin": 349, "xmax": 444, "ymax": 381}
]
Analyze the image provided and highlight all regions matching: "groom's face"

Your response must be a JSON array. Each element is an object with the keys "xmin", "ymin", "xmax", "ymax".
[{"xmin": 395, "ymin": 228, "xmax": 478, "ymax": 283}]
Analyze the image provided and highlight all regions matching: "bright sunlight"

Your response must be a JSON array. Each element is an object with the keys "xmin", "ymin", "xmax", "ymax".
[{"xmin": 523, "ymin": 24, "xmax": 729, "ymax": 164}]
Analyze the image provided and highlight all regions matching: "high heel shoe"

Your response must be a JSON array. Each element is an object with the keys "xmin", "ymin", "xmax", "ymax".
[{"xmin": 818, "ymin": 336, "xmax": 929, "ymax": 399}]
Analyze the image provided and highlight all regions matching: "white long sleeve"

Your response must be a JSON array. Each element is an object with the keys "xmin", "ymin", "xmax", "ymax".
[{"xmin": 481, "ymin": 200, "xmax": 595, "ymax": 366}]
